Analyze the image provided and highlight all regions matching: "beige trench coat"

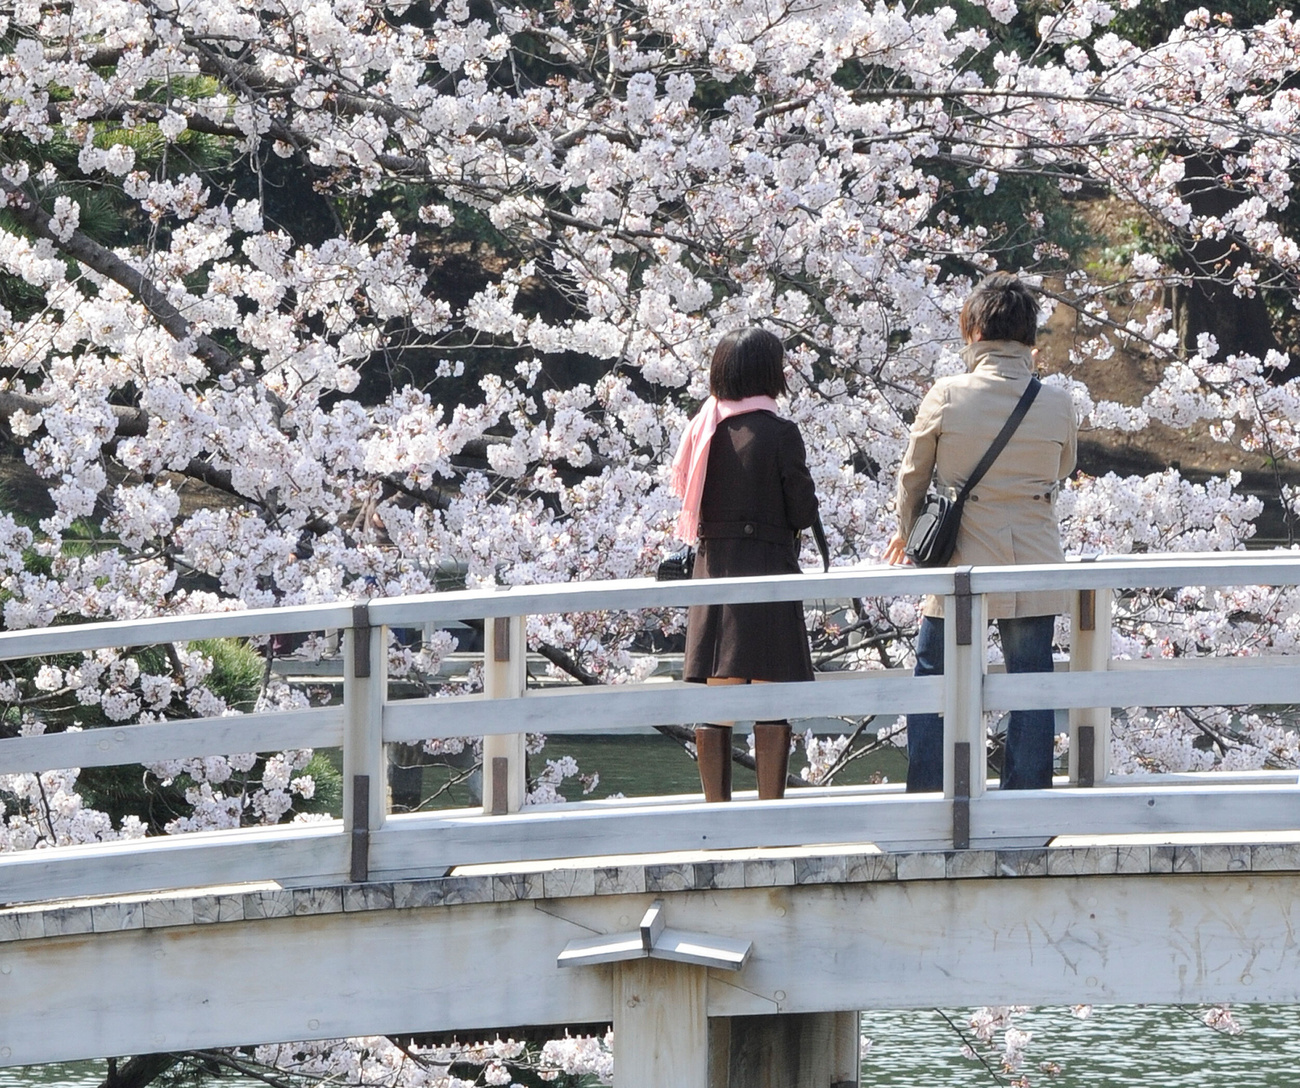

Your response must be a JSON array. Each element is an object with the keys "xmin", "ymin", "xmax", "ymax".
[{"xmin": 896, "ymin": 340, "xmax": 1078, "ymax": 619}]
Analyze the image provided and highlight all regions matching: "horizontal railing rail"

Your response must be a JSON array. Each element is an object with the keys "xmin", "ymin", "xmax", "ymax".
[
  {"xmin": 2, "ymin": 551, "xmax": 1300, "ymax": 907},
  {"xmin": 0, "ymin": 549, "xmax": 1294, "ymax": 662},
  {"xmin": 0, "ymin": 706, "xmax": 346, "ymax": 776}
]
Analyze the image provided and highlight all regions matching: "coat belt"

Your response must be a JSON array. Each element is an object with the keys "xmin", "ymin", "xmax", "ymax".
[{"xmin": 697, "ymin": 520, "xmax": 795, "ymax": 545}]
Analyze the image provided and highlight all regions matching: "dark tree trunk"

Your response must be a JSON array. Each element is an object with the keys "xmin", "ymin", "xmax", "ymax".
[
  {"xmin": 389, "ymin": 743, "xmax": 425, "ymax": 812},
  {"xmin": 99, "ymin": 1053, "xmax": 181, "ymax": 1088},
  {"xmin": 1171, "ymin": 152, "xmax": 1295, "ymax": 376}
]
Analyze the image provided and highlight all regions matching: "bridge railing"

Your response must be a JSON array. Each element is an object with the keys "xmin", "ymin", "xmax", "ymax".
[{"xmin": 3, "ymin": 551, "xmax": 1300, "ymax": 907}]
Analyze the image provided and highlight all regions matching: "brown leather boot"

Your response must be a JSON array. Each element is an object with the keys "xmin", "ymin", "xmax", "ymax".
[
  {"xmin": 694, "ymin": 725, "xmax": 733, "ymax": 802},
  {"xmin": 754, "ymin": 721, "xmax": 793, "ymax": 800}
]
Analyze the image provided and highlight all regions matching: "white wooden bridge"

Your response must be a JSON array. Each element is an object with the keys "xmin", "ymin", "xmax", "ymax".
[{"xmin": 5, "ymin": 553, "xmax": 1300, "ymax": 1086}]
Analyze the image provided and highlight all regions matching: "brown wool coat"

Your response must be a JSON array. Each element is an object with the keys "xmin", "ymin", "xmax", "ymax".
[
  {"xmin": 683, "ymin": 410, "xmax": 819, "ymax": 684},
  {"xmin": 896, "ymin": 340, "xmax": 1079, "ymax": 620}
]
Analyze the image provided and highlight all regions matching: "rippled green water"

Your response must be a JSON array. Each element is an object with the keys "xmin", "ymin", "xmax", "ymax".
[
  {"xmin": 533, "ymin": 730, "xmax": 909, "ymax": 800},
  {"xmin": 862, "ymin": 1004, "xmax": 1300, "ymax": 1086}
]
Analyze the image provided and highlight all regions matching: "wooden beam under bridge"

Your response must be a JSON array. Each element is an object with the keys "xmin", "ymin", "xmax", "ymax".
[{"xmin": 5, "ymin": 845, "xmax": 1300, "ymax": 1075}]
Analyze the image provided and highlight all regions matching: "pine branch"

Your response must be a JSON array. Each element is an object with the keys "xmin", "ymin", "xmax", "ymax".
[{"xmin": 0, "ymin": 179, "xmax": 237, "ymax": 374}]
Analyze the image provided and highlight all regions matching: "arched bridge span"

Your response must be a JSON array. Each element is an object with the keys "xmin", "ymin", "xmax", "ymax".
[{"xmin": 4, "ymin": 553, "xmax": 1300, "ymax": 1084}]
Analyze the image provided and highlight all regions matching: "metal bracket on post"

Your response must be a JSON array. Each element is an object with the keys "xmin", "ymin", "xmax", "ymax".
[
  {"xmin": 953, "ymin": 566, "xmax": 973, "ymax": 646},
  {"xmin": 490, "ymin": 756, "xmax": 509, "ymax": 815},
  {"xmin": 1077, "ymin": 725, "xmax": 1095, "ymax": 788},
  {"xmin": 1079, "ymin": 589, "xmax": 1096, "ymax": 632},
  {"xmin": 952, "ymin": 741, "xmax": 971, "ymax": 850},
  {"xmin": 494, "ymin": 616, "xmax": 512, "ymax": 663},
  {"xmin": 1079, "ymin": 553, "xmax": 1098, "ymax": 632},
  {"xmin": 351, "ymin": 603, "xmax": 371, "ymax": 679},
  {"xmin": 350, "ymin": 774, "xmax": 370, "ymax": 882},
  {"xmin": 557, "ymin": 899, "xmax": 751, "ymax": 971}
]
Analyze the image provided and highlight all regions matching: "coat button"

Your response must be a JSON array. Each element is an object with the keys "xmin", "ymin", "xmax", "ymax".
[
  {"xmin": 1032, "ymin": 494, "xmax": 1041, "ymax": 501},
  {"xmin": 744, "ymin": 524, "xmax": 754, "ymax": 535},
  {"xmin": 970, "ymin": 495, "xmax": 978, "ymax": 502}
]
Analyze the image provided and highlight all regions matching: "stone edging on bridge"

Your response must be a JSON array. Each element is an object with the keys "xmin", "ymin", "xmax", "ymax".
[{"xmin": 2, "ymin": 840, "xmax": 1294, "ymax": 946}]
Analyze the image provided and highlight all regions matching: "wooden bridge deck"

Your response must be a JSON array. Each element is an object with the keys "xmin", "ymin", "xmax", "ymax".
[{"xmin": 4, "ymin": 834, "xmax": 1298, "ymax": 948}]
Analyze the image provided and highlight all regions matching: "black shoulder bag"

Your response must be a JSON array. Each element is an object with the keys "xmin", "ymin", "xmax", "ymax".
[
  {"xmin": 656, "ymin": 542, "xmax": 696, "ymax": 581},
  {"xmin": 904, "ymin": 377, "xmax": 1041, "ymax": 568}
]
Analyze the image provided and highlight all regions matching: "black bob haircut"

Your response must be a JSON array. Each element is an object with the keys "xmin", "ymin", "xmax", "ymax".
[
  {"xmin": 709, "ymin": 328, "xmax": 788, "ymax": 401},
  {"xmin": 959, "ymin": 272, "xmax": 1040, "ymax": 346}
]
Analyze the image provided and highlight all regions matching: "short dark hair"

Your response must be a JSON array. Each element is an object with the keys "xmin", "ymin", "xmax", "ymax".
[
  {"xmin": 709, "ymin": 327, "xmax": 788, "ymax": 400},
  {"xmin": 959, "ymin": 272, "xmax": 1040, "ymax": 346}
]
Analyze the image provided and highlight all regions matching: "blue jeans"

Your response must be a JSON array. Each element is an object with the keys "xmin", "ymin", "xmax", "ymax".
[{"xmin": 906, "ymin": 614, "xmax": 1057, "ymax": 792}]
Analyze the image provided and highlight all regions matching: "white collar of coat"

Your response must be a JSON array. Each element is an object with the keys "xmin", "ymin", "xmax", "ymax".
[{"xmin": 960, "ymin": 339, "xmax": 1035, "ymax": 377}]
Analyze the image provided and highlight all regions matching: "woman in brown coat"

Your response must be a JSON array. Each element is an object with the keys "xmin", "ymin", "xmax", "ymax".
[{"xmin": 673, "ymin": 328, "xmax": 819, "ymax": 802}]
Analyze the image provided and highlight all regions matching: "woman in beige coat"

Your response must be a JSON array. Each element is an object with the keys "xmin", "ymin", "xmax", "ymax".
[{"xmin": 885, "ymin": 273, "xmax": 1078, "ymax": 791}]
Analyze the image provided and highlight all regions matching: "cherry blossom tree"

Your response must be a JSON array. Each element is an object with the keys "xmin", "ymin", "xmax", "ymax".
[{"xmin": 4, "ymin": 0, "xmax": 1300, "ymax": 1081}]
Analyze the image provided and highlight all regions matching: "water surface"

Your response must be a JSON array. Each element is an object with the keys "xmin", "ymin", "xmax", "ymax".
[
  {"xmin": 6, "ymin": 1005, "xmax": 1297, "ymax": 1086},
  {"xmin": 862, "ymin": 1004, "xmax": 1300, "ymax": 1086}
]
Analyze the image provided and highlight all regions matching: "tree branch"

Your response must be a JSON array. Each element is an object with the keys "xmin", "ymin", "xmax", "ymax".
[
  {"xmin": 97, "ymin": 1052, "xmax": 182, "ymax": 1088},
  {"xmin": 0, "ymin": 179, "xmax": 237, "ymax": 374}
]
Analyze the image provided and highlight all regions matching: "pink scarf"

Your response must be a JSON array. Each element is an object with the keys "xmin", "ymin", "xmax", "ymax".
[{"xmin": 670, "ymin": 395, "xmax": 781, "ymax": 543}]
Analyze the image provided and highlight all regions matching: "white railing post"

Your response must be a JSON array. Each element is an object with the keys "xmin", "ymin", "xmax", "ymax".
[
  {"xmin": 344, "ymin": 605, "xmax": 387, "ymax": 881},
  {"xmin": 944, "ymin": 569, "xmax": 986, "ymax": 848},
  {"xmin": 1069, "ymin": 584, "xmax": 1112, "ymax": 787},
  {"xmin": 482, "ymin": 615, "xmax": 527, "ymax": 814}
]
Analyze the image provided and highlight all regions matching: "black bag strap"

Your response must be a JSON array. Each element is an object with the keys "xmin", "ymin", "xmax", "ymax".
[
  {"xmin": 811, "ymin": 513, "xmax": 830, "ymax": 572},
  {"xmin": 954, "ymin": 377, "xmax": 1042, "ymax": 505}
]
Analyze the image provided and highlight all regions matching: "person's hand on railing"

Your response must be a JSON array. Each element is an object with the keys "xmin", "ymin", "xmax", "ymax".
[{"xmin": 883, "ymin": 531, "xmax": 911, "ymax": 566}]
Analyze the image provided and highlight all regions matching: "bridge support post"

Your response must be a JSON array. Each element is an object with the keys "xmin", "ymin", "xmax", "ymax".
[
  {"xmin": 944, "ymin": 570, "xmax": 987, "ymax": 824},
  {"xmin": 344, "ymin": 609, "xmax": 387, "ymax": 866},
  {"xmin": 1069, "ymin": 586, "xmax": 1112, "ymax": 786},
  {"xmin": 711, "ymin": 1011, "xmax": 860, "ymax": 1087},
  {"xmin": 613, "ymin": 958, "xmax": 709, "ymax": 1088},
  {"xmin": 483, "ymin": 615, "xmax": 527, "ymax": 814}
]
